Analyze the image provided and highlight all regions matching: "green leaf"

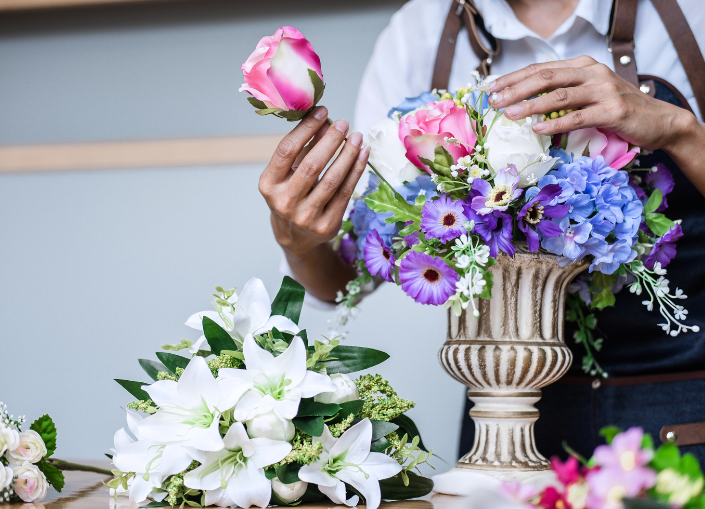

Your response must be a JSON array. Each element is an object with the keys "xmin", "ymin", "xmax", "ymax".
[
  {"xmin": 599, "ymin": 426, "xmax": 623, "ymax": 445},
  {"xmin": 324, "ymin": 345, "xmax": 390, "ymax": 374},
  {"xmin": 271, "ymin": 276, "xmax": 305, "ymax": 325},
  {"xmin": 364, "ymin": 181, "xmax": 423, "ymax": 228},
  {"xmin": 296, "ymin": 399, "xmax": 341, "ymax": 418},
  {"xmin": 680, "ymin": 453, "xmax": 704, "ymax": 480},
  {"xmin": 277, "ymin": 110, "xmax": 308, "ymax": 122},
  {"xmin": 590, "ymin": 272, "xmax": 618, "ymax": 309},
  {"xmin": 392, "ymin": 414, "xmax": 428, "ymax": 452},
  {"xmin": 156, "ymin": 352, "xmax": 191, "ymax": 374},
  {"xmin": 115, "ymin": 379, "xmax": 150, "ymax": 401},
  {"xmin": 202, "ymin": 317, "xmax": 237, "ymax": 355},
  {"xmin": 247, "ymin": 96, "xmax": 268, "ymax": 110},
  {"xmin": 30, "ymin": 415, "xmax": 57, "ymax": 457},
  {"xmin": 622, "ymin": 499, "xmax": 672, "ymax": 509},
  {"xmin": 276, "ymin": 463, "xmax": 302, "ymax": 484},
  {"xmin": 370, "ymin": 420, "xmax": 399, "ymax": 441},
  {"xmin": 379, "ymin": 472, "xmax": 434, "ymax": 500},
  {"xmin": 651, "ymin": 443, "xmax": 681, "ymax": 471},
  {"xmin": 644, "ymin": 189, "xmax": 663, "ymax": 215},
  {"xmin": 293, "ymin": 416, "xmax": 324, "ymax": 437},
  {"xmin": 370, "ymin": 437, "xmax": 391, "ymax": 452},
  {"xmin": 308, "ymin": 68, "xmax": 325, "ymax": 107},
  {"xmin": 333, "ymin": 400, "xmax": 365, "ymax": 423},
  {"xmin": 645, "ymin": 213, "xmax": 675, "ymax": 237},
  {"xmin": 139, "ymin": 359, "xmax": 168, "ymax": 381},
  {"xmin": 144, "ymin": 502, "xmax": 172, "ymax": 508},
  {"xmin": 37, "ymin": 459, "xmax": 65, "ymax": 492},
  {"xmin": 585, "ymin": 314, "xmax": 598, "ymax": 330},
  {"xmin": 434, "ymin": 145, "xmax": 455, "ymax": 171}
]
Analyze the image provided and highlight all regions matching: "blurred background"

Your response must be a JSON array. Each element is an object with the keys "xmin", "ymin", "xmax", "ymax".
[{"xmin": 0, "ymin": 0, "xmax": 463, "ymax": 472}]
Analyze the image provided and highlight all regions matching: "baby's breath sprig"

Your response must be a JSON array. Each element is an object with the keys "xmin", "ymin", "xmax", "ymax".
[{"xmin": 0, "ymin": 401, "xmax": 25, "ymax": 430}]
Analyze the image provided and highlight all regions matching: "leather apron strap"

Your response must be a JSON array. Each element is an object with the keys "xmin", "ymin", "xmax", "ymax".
[{"xmin": 607, "ymin": 0, "xmax": 639, "ymax": 87}]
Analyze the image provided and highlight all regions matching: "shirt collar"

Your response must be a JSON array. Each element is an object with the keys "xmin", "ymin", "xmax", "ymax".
[{"xmin": 473, "ymin": 0, "xmax": 613, "ymax": 41}]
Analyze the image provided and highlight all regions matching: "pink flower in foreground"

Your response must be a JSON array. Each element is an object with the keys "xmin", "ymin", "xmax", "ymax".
[
  {"xmin": 399, "ymin": 99, "xmax": 476, "ymax": 172},
  {"xmin": 565, "ymin": 128, "xmax": 639, "ymax": 169},
  {"xmin": 240, "ymin": 26, "xmax": 323, "ymax": 112},
  {"xmin": 500, "ymin": 480, "xmax": 539, "ymax": 507}
]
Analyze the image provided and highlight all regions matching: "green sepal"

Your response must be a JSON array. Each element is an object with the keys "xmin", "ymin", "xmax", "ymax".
[
  {"xmin": 392, "ymin": 414, "xmax": 428, "ymax": 452},
  {"xmin": 276, "ymin": 110, "xmax": 309, "ymax": 122},
  {"xmin": 599, "ymin": 425, "xmax": 623, "ymax": 445},
  {"xmin": 37, "ymin": 459, "xmax": 65, "ymax": 492},
  {"xmin": 30, "ymin": 415, "xmax": 58, "ymax": 457},
  {"xmin": 324, "ymin": 345, "xmax": 390, "ymax": 374},
  {"xmin": 308, "ymin": 68, "xmax": 325, "ymax": 107},
  {"xmin": 255, "ymin": 107, "xmax": 282, "ymax": 116},
  {"xmin": 115, "ymin": 379, "xmax": 150, "ymax": 401},
  {"xmin": 293, "ymin": 416, "xmax": 324, "ymax": 437},
  {"xmin": 139, "ymin": 359, "xmax": 168, "ymax": 381},
  {"xmin": 276, "ymin": 463, "xmax": 302, "ymax": 484},
  {"xmin": 296, "ymin": 398, "xmax": 341, "ymax": 418},
  {"xmin": 202, "ymin": 316, "xmax": 238, "ymax": 355},
  {"xmin": 370, "ymin": 420, "xmax": 399, "ymax": 441},
  {"xmin": 156, "ymin": 352, "xmax": 190, "ymax": 374},
  {"xmin": 247, "ymin": 96, "xmax": 268, "ymax": 110},
  {"xmin": 379, "ymin": 472, "xmax": 434, "ymax": 500},
  {"xmin": 271, "ymin": 276, "xmax": 305, "ymax": 325}
]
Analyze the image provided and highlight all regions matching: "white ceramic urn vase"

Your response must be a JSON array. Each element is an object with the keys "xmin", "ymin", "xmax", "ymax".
[{"xmin": 432, "ymin": 248, "xmax": 588, "ymax": 494}]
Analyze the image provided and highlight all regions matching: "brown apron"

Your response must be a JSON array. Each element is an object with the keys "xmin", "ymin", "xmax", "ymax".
[{"xmin": 430, "ymin": 0, "xmax": 705, "ymax": 451}]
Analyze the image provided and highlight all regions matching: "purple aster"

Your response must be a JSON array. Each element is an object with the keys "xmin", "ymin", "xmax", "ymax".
[
  {"xmin": 542, "ymin": 218, "xmax": 592, "ymax": 261},
  {"xmin": 644, "ymin": 223, "xmax": 683, "ymax": 270},
  {"xmin": 469, "ymin": 167, "xmax": 523, "ymax": 215},
  {"xmin": 517, "ymin": 184, "xmax": 568, "ymax": 252},
  {"xmin": 398, "ymin": 251, "xmax": 458, "ymax": 305},
  {"xmin": 420, "ymin": 195, "xmax": 467, "ymax": 242},
  {"xmin": 645, "ymin": 163, "xmax": 674, "ymax": 212},
  {"xmin": 363, "ymin": 230, "xmax": 395, "ymax": 282},
  {"xmin": 464, "ymin": 206, "xmax": 515, "ymax": 258},
  {"xmin": 337, "ymin": 234, "xmax": 357, "ymax": 265}
]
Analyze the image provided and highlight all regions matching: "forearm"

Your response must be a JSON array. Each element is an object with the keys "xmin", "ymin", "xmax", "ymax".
[
  {"xmin": 663, "ymin": 110, "xmax": 705, "ymax": 198},
  {"xmin": 284, "ymin": 242, "xmax": 357, "ymax": 303}
]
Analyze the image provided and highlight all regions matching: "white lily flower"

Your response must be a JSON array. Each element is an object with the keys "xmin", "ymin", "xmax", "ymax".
[
  {"xmin": 139, "ymin": 357, "xmax": 248, "ymax": 451},
  {"xmin": 113, "ymin": 410, "xmax": 189, "ymax": 504},
  {"xmin": 220, "ymin": 335, "xmax": 336, "ymax": 423},
  {"xmin": 183, "ymin": 422, "xmax": 291, "ymax": 509},
  {"xmin": 298, "ymin": 420, "xmax": 402, "ymax": 509}
]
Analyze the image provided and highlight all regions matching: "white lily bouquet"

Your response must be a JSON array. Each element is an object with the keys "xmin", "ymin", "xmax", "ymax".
[{"xmin": 110, "ymin": 276, "xmax": 433, "ymax": 508}]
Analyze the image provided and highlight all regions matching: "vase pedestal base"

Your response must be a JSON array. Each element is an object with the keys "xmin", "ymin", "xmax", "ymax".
[{"xmin": 431, "ymin": 466, "xmax": 558, "ymax": 496}]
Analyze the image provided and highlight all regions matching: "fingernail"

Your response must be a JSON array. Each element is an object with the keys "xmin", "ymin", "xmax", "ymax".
[
  {"xmin": 313, "ymin": 106, "xmax": 328, "ymax": 120},
  {"xmin": 349, "ymin": 132, "xmax": 363, "ymax": 147},
  {"xmin": 357, "ymin": 144, "xmax": 370, "ymax": 161},
  {"xmin": 334, "ymin": 119, "xmax": 349, "ymax": 133},
  {"xmin": 490, "ymin": 93, "xmax": 502, "ymax": 106},
  {"xmin": 505, "ymin": 104, "xmax": 522, "ymax": 117},
  {"xmin": 533, "ymin": 122, "xmax": 547, "ymax": 132},
  {"xmin": 488, "ymin": 81, "xmax": 500, "ymax": 93}
]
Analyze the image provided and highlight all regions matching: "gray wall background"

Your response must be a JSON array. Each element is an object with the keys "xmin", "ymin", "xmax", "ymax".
[{"xmin": 0, "ymin": 0, "xmax": 464, "ymax": 471}]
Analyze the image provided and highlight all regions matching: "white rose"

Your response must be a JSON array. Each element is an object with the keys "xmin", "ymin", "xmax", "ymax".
[
  {"xmin": 368, "ymin": 117, "xmax": 425, "ymax": 187},
  {"xmin": 0, "ymin": 424, "xmax": 19, "ymax": 457},
  {"xmin": 245, "ymin": 410, "xmax": 295, "ymax": 441},
  {"xmin": 12, "ymin": 461, "xmax": 48, "ymax": 503},
  {"xmin": 0, "ymin": 465, "xmax": 13, "ymax": 491},
  {"xmin": 485, "ymin": 111, "xmax": 559, "ymax": 188},
  {"xmin": 314, "ymin": 373, "xmax": 359, "ymax": 405},
  {"xmin": 7, "ymin": 431, "xmax": 47, "ymax": 464},
  {"xmin": 272, "ymin": 477, "xmax": 308, "ymax": 503}
]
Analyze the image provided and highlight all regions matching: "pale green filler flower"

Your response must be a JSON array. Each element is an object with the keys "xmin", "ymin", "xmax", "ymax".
[
  {"xmin": 157, "ymin": 371, "xmax": 177, "ymax": 381},
  {"xmin": 126, "ymin": 400, "xmax": 157, "ymax": 414},
  {"xmin": 329, "ymin": 414, "xmax": 354, "ymax": 438},
  {"xmin": 206, "ymin": 354, "xmax": 242, "ymax": 377},
  {"xmin": 163, "ymin": 461, "xmax": 201, "ymax": 507},
  {"xmin": 274, "ymin": 430, "xmax": 323, "ymax": 467},
  {"xmin": 355, "ymin": 374, "xmax": 415, "ymax": 421}
]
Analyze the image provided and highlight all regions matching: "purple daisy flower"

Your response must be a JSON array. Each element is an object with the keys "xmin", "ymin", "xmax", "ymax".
[
  {"xmin": 645, "ymin": 163, "xmax": 674, "ymax": 212},
  {"xmin": 463, "ymin": 206, "xmax": 515, "ymax": 258},
  {"xmin": 420, "ymin": 195, "xmax": 467, "ymax": 242},
  {"xmin": 517, "ymin": 184, "xmax": 569, "ymax": 252},
  {"xmin": 469, "ymin": 167, "xmax": 523, "ymax": 215},
  {"xmin": 644, "ymin": 223, "xmax": 682, "ymax": 270},
  {"xmin": 399, "ymin": 251, "xmax": 458, "ymax": 305},
  {"xmin": 363, "ymin": 230, "xmax": 395, "ymax": 282}
]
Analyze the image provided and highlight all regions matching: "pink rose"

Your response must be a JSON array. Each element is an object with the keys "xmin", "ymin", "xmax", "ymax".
[
  {"xmin": 240, "ymin": 26, "xmax": 323, "ymax": 113},
  {"xmin": 399, "ymin": 99, "xmax": 476, "ymax": 173},
  {"xmin": 565, "ymin": 127, "xmax": 639, "ymax": 169}
]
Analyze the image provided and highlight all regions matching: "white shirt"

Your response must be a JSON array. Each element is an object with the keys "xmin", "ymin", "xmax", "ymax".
[{"xmin": 354, "ymin": 0, "xmax": 705, "ymax": 139}]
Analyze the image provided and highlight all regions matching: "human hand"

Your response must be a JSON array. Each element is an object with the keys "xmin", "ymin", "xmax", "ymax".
[
  {"xmin": 487, "ymin": 56, "xmax": 695, "ymax": 152},
  {"xmin": 259, "ymin": 105, "xmax": 370, "ymax": 260}
]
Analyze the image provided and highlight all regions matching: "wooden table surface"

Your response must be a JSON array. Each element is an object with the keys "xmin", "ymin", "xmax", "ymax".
[{"xmin": 0, "ymin": 467, "xmax": 474, "ymax": 509}]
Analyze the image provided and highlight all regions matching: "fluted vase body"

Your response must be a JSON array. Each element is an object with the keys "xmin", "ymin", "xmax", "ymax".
[{"xmin": 439, "ymin": 249, "xmax": 587, "ymax": 477}]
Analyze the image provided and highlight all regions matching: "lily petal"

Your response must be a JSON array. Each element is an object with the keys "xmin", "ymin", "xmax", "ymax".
[
  {"xmin": 243, "ymin": 334, "xmax": 275, "ymax": 373},
  {"xmin": 227, "ymin": 461, "xmax": 272, "ymax": 509},
  {"xmin": 185, "ymin": 310, "xmax": 225, "ymax": 331},
  {"xmin": 177, "ymin": 356, "xmax": 220, "ymax": 409},
  {"xmin": 318, "ymin": 479, "xmax": 348, "ymax": 505},
  {"xmin": 361, "ymin": 452, "xmax": 403, "ymax": 481},
  {"xmin": 299, "ymin": 370, "xmax": 336, "ymax": 399},
  {"xmin": 248, "ymin": 437, "xmax": 292, "ymax": 468},
  {"xmin": 337, "ymin": 469, "xmax": 381, "ymax": 509},
  {"xmin": 330, "ymin": 419, "xmax": 372, "ymax": 465},
  {"xmin": 236, "ymin": 278, "xmax": 272, "ymax": 335}
]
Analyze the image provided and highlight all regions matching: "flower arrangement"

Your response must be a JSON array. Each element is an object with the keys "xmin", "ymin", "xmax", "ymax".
[
  {"xmin": 500, "ymin": 427, "xmax": 705, "ymax": 509},
  {"xmin": 109, "ymin": 276, "xmax": 433, "ymax": 508}
]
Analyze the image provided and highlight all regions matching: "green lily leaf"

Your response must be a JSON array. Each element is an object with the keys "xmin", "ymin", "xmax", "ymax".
[
  {"xmin": 392, "ymin": 414, "xmax": 428, "ymax": 452},
  {"xmin": 293, "ymin": 416, "xmax": 324, "ymax": 437},
  {"xmin": 370, "ymin": 420, "xmax": 399, "ymax": 441},
  {"xmin": 271, "ymin": 276, "xmax": 305, "ymax": 326},
  {"xmin": 276, "ymin": 463, "xmax": 302, "ymax": 484},
  {"xmin": 202, "ymin": 316, "xmax": 237, "ymax": 355},
  {"xmin": 324, "ymin": 345, "xmax": 390, "ymax": 374},
  {"xmin": 296, "ymin": 399, "xmax": 341, "ymax": 418},
  {"xmin": 139, "ymin": 359, "xmax": 168, "ymax": 381},
  {"xmin": 379, "ymin": 472, "xmax": 434, "ymax": 500},
  {"xmin": 115, "ymin": 379, "xmax": 150, "ymax": 401},
  {"xmin": 156, "ymin": 352, "xmax": 190, "ymax": 374}
]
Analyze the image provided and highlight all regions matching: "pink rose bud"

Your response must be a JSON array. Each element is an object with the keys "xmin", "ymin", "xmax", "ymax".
[
  {"xmin": 399, "ymin": 99, "xmax": 477, "ymax": 173},
  {"xmin": 240, "ymin": 26, "xmax": 324, "ymax": 118},
  {"xmin": 565, "ymin": 127, "xmax": 639, "ymax": 169}
]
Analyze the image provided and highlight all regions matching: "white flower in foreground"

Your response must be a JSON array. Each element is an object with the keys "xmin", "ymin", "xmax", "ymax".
[
  {"xmin": 245, "ymin": 409, "xmax": 295, "ymax": 441},
  {"xmin": 368, "ymin": 117, "xmax": 424, "ymax": 188},
  {"xmin": 6, "ymin": 430, "xmax": 47, "ymax": 464},
  {"xmin": 220, "ymin": 335, "xmax": 336, "ymax": 425},
  {"xmin": 139, "ymin": 356, "xmax": 248, "ymax": 451},
  {"xmin": 12, "ymin": 461, "xmax": 48, "ymax": 502},
  {"xmin": 184, "ymin": 422, "xmax": 291, "ymax": 509},
  {"xmin": 298, "ymin": 420, "xmax": 402, "ymax": 509},
  {"xmin": 314, "ymin": 373, "xmax": 360, "ymax": 405},
  {"xmin": 0, "ymin": 465, "xmax": 13, "ymax": 491},
  {"xmin": 0, "ymin": 423, "xmax": 19, "ymax": 456},
  {"xmin": 272, "ymin": 478, "xmax": 308, "ymax": 503}
]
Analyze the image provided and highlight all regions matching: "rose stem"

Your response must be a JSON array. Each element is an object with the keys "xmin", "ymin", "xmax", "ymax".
[{"xmin": 46, "ymin": 458, "xmax": 113, "ymax": 476}]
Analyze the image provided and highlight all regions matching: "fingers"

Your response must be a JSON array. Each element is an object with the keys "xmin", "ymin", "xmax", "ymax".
[
  {"xmin": 324, "ymin": 145, "xmax": 369, "ymax": 221},
  {"xmin": 488, "ymin": 55, "xmax": 597, "ymax": 96},
  {"xmin": 291, "ymin": 121, "xmax": 331, "ymax": 172},
  {"xmin": 287, "ymin": 119, "xmax": 350, "ymax": 197},
  {"xmin": 490, "ymin": 66, "xmax": 594, "ymax": 110},
  {"xmin": 502, "ymin": 85, "xmax": 595, "ymax": 121},
  {"xmin": 307, "ymin": 132, "xmax": 364, "ymax": 206},
  {"xmin": 532, "ymin": 108, "xmax": 600, "ymax": 135},
  {"xmin": 261, "ymin": 105, "xmax": 329, "ymax": 186}
]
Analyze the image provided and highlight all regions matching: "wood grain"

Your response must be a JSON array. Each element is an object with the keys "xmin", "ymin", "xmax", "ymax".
[{"xmin": 0, "ymin": 135, "xmax": 284, "ymax": 173}]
